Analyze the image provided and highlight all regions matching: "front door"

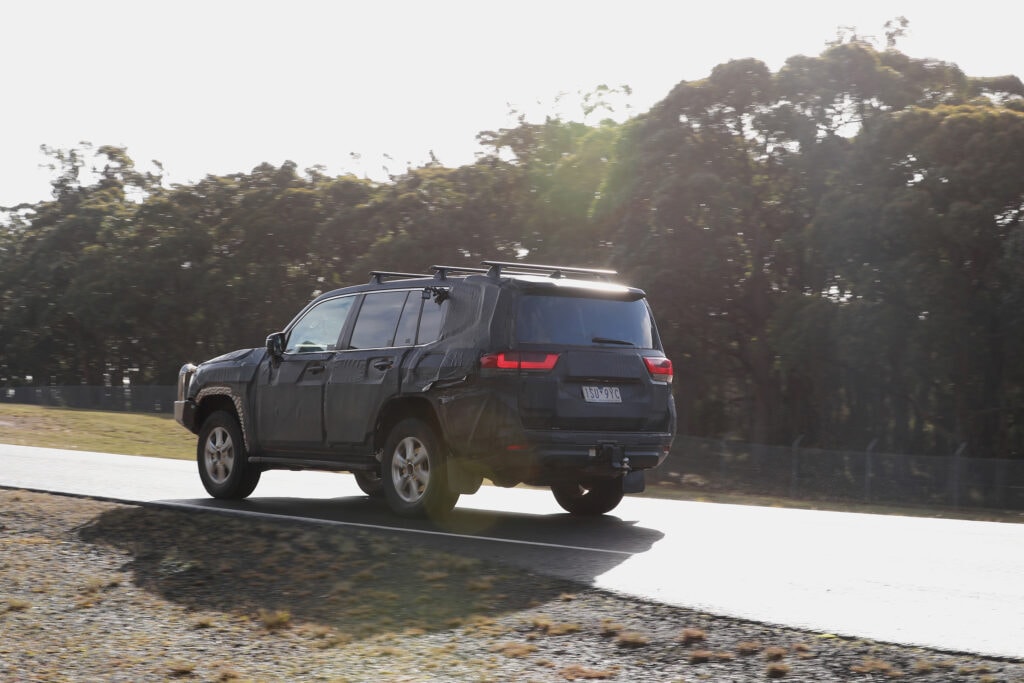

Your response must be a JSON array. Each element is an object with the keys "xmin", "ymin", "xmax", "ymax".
[
  {"xmin": 256, "ymin": 351, "xmax": 332, "ymax": 450},
  {"xmin": 255, "ymin": 295, "xmax": 355, "ymax": 451}
]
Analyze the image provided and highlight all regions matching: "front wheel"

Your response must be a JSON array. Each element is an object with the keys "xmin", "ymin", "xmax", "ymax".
[
  {"xmin": 551, "ymin": 479, "xmax": 624, "ymax": 516},
  {"xmin": 197, "ymin": 411, "xmax": 260, "ymax": 499},
  {"xmin": 382, "ymin": 418, "xmax": 458, "ymax": 518}
]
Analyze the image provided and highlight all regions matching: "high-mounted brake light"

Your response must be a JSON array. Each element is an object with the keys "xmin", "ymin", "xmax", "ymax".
[
  {"xmin": 480, "ymin": 351, "xmax": 560, "ymax": 371},
  {"xmin": 644, "ymin": 356, "xmax": 673, "ymax": 383}
]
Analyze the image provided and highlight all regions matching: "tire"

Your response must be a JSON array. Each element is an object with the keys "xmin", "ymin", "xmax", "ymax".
[
  {"xmin": 354, "ymin": 469, "xmax": 384, "ymax": 498},
  {"xmin": 197, "ymin": 411, "xmax": 260, "ymax": 499},
  {"xmin": 551, "ymin": 478, "xmax": 624, "ymax": 516},
  {"xmin": 382, "ymin": 418, "xmax": 458, "ymax": 518}
]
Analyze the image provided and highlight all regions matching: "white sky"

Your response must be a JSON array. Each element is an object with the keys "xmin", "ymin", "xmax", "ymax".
[{"xmin": 2, "ymin": 0, "xmax": 1022, "ymax": 207}]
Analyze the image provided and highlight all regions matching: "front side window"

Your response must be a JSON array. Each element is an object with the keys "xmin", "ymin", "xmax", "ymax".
[
  {"xmin": 286, "ymin": 296, "xmax": 355, "ymax": 353},
  {"xmin": 516, "ymin": 294, "xmax": 655, "ymax": 348}
]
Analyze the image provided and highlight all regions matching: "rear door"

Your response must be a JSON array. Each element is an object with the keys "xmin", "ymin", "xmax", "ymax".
[
  {"xmin": 324, "ymin": 290, "xmax": 411, "ymax": 447},
  {"xmin": 514, "ymin": 292, "xmax": 672, "ymax": 431}
]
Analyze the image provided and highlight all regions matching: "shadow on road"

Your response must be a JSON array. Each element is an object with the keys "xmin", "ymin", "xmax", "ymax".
[{"xmin": 77, "ymin": 493, "xmax": 663, "ymax": 639}]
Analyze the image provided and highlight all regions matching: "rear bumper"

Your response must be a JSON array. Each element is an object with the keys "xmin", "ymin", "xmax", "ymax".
[
  {"xmin": 462, "ymin": 429, "xmax": 673, "ymax": 485},
  {"xmin": 529, "ymin": 430, "xmax": 671, "ymax": 471}
]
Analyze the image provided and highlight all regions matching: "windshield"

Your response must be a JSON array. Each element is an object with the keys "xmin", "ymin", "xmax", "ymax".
[{"xmin": 515, "ymin": 294, "xmax": 655, "ymax": 348}]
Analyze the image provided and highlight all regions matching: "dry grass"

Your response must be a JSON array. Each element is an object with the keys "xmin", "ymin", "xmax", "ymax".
[
  {"xmin": 528, "ymin": 616, "xmax": 581, "ymax": 636},
  {"xmin": 851, "ymin": 657, "xmax": 903, "ymax": 677},
  {"xmin": 736, "ymin": 640, "xmax": 763, "ymax": 655},
  {"xmin": 258, "ymin": 609, "xmax": 292, "ymax": 631},
  {"xmin": 557, "ymin": 663, "xmax": 616, "ymax": 680},
  {"xmin": 614, "ymin": 631, "xmax": 650, "ymax": 648},
  {"xmin": 490, "ymin": 641, "xmax": 537, "ymax": 658},
  {"xmin": 3, "ymin": 598, "xmax": 31, "ymax": 612},
  {"xmin": 0, "ymin": 404, "xmax": 195, "ymax": 459},
  {"xmin": 679, "ymin": 626, "xmax": 707, "ymax": 645}
]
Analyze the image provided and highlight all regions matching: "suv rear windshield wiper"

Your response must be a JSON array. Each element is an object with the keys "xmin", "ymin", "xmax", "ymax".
[{"xmin": 592, "ymin": 336, "xmax": 635, "ymax": 346}]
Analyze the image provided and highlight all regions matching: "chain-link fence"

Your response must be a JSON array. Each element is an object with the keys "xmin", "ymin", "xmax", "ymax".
[
  {"xmin": 654, "ymin": 435, "xmax": 1024, "ymax": 511},
  {"xmin": 1, "ymin": 385, "xmax": 175, "ymax": 414}
]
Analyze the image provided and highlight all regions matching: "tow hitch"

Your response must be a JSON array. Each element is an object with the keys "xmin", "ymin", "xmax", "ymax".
[{"xmin": 598, "ymin": 442, "xmax": 646, "ymax": 494}]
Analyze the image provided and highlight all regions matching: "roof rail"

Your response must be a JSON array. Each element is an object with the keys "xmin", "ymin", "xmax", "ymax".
[
  {"xmin": 431, "ymin": 265, "xmax": 489, "ymax": 280},
  {"xmin": 481, "ymin": 260, "xmax": 617, "ymax": 280},
  {"xmin": 369, "ymin": 271, "xmax": 432, "ymax": 284}
]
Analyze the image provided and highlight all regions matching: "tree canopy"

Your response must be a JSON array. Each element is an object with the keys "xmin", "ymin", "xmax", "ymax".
[{"xmin": 3, "ymin": 39, "xmax": 1023, "ymax": 458}]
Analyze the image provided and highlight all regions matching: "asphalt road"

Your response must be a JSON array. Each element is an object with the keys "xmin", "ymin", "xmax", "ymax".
[{"xmin": 2, "ymin": 443, "xmax": 1023, "ymax": 659}]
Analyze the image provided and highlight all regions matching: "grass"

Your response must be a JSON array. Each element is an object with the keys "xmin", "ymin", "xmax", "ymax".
[
  {"xmin": 2, "ymin": 403, "xmax": 1023, "ymax": 523},
  {"xmin": 0, "ymin": 404, "xmax": 195, "ymax": 460}
]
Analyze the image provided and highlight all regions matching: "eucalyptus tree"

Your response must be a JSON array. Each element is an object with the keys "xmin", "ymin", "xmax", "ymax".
[{"xmin": 814, "ymin": 103, "xmax": 1024, "ymax": 457}]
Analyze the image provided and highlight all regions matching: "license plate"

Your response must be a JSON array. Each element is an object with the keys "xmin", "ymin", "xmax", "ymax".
[{"xmin": 582, "ymin": 385, "xmax": 622, "ymax": 403}]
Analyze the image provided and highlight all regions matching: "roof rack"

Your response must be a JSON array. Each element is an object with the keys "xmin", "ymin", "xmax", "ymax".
[
  {"xmin": 369, "ymin": 270, "xmax": 432, "ymax": 284},
  {"xmin": 481, "ymin": 260, "xmax": 617, "ymax": 280},
  {"xmin": 431, "ymin": 265, "xmax": 489, "ymax": 280}
]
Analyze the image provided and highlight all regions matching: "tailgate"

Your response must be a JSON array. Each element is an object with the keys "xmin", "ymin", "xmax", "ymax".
[{"xmin": 518, "ymin": 350, "xmax": 667, "ymax": 431}]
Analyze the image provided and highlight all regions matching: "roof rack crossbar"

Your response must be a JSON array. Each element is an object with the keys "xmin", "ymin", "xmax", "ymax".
[
  {"xmin": 481, "ymin": 260, "xmax": 617, "ymax": 280},
  {"xmin": 369, "ymin": 271, "xmax": 432, "ymax": 284},
  {"xmin": 431, "ymin": 265, "xmax": 489, "ymax": 280}
]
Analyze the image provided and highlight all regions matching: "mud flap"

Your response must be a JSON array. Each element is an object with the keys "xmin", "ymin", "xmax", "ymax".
[
  {"xmin": 447, "ymin": 457, "xmax": 484, "ymax": 494},
  {"xmin": 622, "ymin": 470, "xmax": 645, "ymax": 494}
]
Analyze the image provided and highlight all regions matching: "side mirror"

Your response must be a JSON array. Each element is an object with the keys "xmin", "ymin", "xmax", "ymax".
[{"xmin": 265, "ymin": 332, "xmax": 286, "ymax": 358}]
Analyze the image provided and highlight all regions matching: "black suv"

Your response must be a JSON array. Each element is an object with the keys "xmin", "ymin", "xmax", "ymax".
[{"xmin": 174, "ymin": 260, "xmax": 675, "ymax": 517}]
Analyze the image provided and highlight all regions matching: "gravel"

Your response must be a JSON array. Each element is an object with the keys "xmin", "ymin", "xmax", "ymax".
[{"xmin": 1, "ymin": 488, "xmax": 1022, "ymax": 682}]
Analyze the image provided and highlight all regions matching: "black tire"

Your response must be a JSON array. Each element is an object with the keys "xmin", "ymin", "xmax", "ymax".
[
  {"xmin": 382, "ymin": 418, "xmax": 458, "ymax": 518},
  {"xmin": 353, "ymin": 469, "xmax": 384, "ymax": 497},
  {"xmin": 551, "ymin": 478, "xmax": 624, "ymax": 516},
  {"xmin": 197, "ymin": 411, "xmax": 260, "ymax": 499}
]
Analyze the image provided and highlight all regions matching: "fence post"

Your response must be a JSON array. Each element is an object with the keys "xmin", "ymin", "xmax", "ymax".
[
  {"xmin": 950, "ymin": 442, "xmax": 967, "ymax": 508},
  {"xmin": 789, "ymin": 434, "xmax": 804, "ymax": 499},
  {"xmin": 864, "ymin": 439, "xmax": 877, "ymax": 502}
]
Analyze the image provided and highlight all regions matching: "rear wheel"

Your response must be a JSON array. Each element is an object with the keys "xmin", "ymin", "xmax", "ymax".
[
  {"xmin": 551, "ymin": 479, "xmax": 624, "ymax": 516},
  {"xmin": 382, "ymin": 418, "xmax": 458, "ymax": 518},
  {"xmin": 197, "ymin": 411, "xmax": 260, "ymax": 499}
]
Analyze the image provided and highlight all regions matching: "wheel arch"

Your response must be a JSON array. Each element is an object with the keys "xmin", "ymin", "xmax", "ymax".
[
  {"xmin": 375, "ymin": 396, "xmax": 443, "ymax": 453},
  {"xmin": 194, "ymin": 388, "xmax": 250, "ymax": 451}
]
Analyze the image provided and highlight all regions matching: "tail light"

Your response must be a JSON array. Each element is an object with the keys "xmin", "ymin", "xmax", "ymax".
[
  {"xmin": 644, "ymin": 356, "xmax": 673, "ymax": 383},
  {"xmin": 480, "ymin": 351, "xmax": 560, "ymax": 371}
]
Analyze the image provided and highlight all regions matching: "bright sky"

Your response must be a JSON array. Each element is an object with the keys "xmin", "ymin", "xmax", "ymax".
[{"xmin": 2, "ymin": 0, "xmax": 1022, "ymax": 207}]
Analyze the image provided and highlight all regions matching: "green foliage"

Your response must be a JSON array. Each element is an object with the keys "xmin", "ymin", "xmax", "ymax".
[{"xmin": 2, "ymin": 41, "xmax": 1023, "ymax": 458}]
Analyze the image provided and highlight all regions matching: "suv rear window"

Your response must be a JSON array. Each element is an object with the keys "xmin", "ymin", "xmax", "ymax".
[{"xmin": 515, "ymin": 294, "xmax": 655, "ymax": 348}]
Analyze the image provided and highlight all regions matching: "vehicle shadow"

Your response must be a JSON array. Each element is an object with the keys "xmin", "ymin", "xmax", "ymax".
[{"xmin": 77, "ymin": 495, "xmax": 663, "ymax": 640}]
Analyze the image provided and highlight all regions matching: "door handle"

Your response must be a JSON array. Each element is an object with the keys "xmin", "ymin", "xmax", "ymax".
[
  {"xmin": 306, "ymin": 363, "xmax": 326, "ymax": 375},
  {"xmin": 373, "ymin": 360, "xmax": 393, "ymax": 371}
]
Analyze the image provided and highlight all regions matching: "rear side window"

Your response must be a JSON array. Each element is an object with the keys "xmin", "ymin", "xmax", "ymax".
[
  {"xmin": 516, "ymin": 294, "xmax": 655, "ymax": 348},
  {"xmin": 417, "ymin": 296, "xmax": 447, "ymax": 343},
  {"xmin": 349, "ymin": 291, "xmax": 409, "ymax": 349},
  {"xmin": 347, "ymin": 289, "xmax": 450, "ymax": 349}
]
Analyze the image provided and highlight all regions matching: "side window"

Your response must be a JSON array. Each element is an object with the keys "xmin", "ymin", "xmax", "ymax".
[
  {"xmin": 393, "ymin": 295, "xmax": 421, "ymax": 347},
  {"xmin": 417, "ymin": 296, "xmax": 447, "ymax": 344},
  {"xmin": 286, "ymin": 296, "xmax": 354, "ymax": 354},
  {"xmin": 348, "ymin": 291, "xmax": 409, "ymax": 349}
]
